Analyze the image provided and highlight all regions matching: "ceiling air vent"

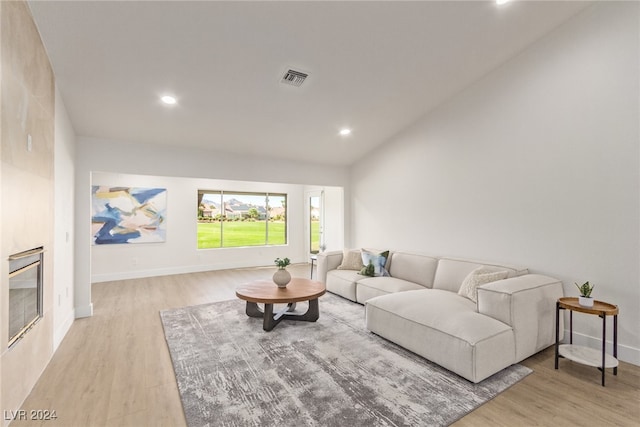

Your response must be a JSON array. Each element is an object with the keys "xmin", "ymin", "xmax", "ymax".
[{"xmin": 281, "ymin": 69, "xmax": 308, "ymax": 87}]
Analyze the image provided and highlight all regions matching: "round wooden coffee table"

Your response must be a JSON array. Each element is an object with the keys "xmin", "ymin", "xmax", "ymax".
[{"xmin": 236, "ymin": 278, "xmax": 326, "ymax": 331}]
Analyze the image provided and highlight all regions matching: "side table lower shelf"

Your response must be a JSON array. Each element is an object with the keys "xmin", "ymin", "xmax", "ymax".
[
  {"xmin": 558, "ymin": 344, "xmax": 618, "ymax": 369},
  {"xmin": 555, "ymin": 297, "xmax": 619, "ymax": 386}
]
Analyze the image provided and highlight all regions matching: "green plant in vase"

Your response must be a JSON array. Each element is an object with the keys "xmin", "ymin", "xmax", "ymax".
[
  {"xmin": 575, "ymin": 281, "xmax": 595, "ymax": 307},
  {"xmin": 274, "ymin": 257, "xmax": 291, "ymax": 269},
  {"xmin": 273, "ymin": 257, "xmax": 291, "ymax": 288}
]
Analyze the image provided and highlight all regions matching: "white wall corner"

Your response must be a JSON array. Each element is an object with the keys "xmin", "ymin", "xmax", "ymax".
[{"xmin": 75, "ymin": 303, "xmax": 93, "ymax": 319}]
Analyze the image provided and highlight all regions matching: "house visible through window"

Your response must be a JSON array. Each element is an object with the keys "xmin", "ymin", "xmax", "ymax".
[{"xmin": 197, "ymin": 190, "xmax": 287, "ymax": 249}]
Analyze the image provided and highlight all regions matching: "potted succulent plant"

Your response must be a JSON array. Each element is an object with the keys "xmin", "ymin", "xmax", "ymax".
[
  {"xmin": 575, "ymin": 281, "xmax": 595, "ymax": 307},
  {"xmin": 273, "ymin": 257, "xmax": 291, "ymax": 288}
]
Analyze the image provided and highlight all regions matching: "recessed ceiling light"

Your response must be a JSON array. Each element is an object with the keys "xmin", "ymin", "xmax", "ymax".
[
  {"xmin": 496, "ymin": 0, "xmax": 510, "ymax": 5},
  {"xmin": 161, "ymin": 95, "xmax": 177, "ymax": 105},
  {"xmin": 339, "ymin": 128, "xmax": 352, "ymax": 136}
]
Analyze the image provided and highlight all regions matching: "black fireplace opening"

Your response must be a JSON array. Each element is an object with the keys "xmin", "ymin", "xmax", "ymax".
[{"xmin": 8, "ymin": 247, "xmax": 44, "ymax": 348}]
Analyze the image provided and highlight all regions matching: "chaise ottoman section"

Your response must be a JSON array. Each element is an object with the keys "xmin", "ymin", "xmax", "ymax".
[{"xmin": 366, "ymin": 289, "xmax": 515, "ymax": 383}]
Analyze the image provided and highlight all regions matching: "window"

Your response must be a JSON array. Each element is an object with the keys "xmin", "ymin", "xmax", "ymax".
[{"xmin": 197, "ymin": 190, "xmax": 287, "ymax": 249}]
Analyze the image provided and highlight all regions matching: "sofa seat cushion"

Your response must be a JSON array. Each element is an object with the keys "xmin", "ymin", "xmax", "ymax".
[
  {"xmin": 326, "ymin": 270, "xmax": 362, "ymax": 302},
  {"xmin": 355, "ymin": 277, "xmax": 426, "ymax": 304},
  {"xmin": 365, "ymin": 289, "xmax": 516, "ymax": 383}
]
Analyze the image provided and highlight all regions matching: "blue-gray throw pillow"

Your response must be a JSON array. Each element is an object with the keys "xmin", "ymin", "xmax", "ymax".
[{"xmin": 361, "ymin": 249, "xmax": 390, "ymax": 277}]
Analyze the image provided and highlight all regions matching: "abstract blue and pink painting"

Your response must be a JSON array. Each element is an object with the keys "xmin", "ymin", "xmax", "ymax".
[{"xmin": 91, "ymin": 186, "xmax": 167, "ymax": 244}]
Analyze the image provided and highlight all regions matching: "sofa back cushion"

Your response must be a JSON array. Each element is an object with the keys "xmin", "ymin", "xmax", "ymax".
[
  {"xmin": 388, "ymin": 252, "xmax": 438, "ymax": 288},
  {"xmin": 433, "ymin": 257, "xmax": 528, "ymax": 293}
]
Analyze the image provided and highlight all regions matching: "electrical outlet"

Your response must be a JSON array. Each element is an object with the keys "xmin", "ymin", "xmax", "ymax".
[{"xmin": 27, "ymin": 134, "xmax": 32, "ymax": 152}]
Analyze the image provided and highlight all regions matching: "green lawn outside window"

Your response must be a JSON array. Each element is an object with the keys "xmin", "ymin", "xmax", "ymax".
[{"xmin": 197, "ymin": 221, "xmax": 286, "ymax": 248}]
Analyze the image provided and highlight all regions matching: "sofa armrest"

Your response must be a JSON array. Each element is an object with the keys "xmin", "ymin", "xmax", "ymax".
[
  {"xmin": 477, "ymin": 274, "xmax": 564, "ymax": 362},
  {"xmin": 316, "ymin": 250, "xmax": 344, "ymax": 284}
]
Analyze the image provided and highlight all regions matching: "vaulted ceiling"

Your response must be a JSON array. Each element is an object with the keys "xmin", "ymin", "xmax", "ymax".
[{"xmin": 28, "ymin": 1, "xmax": 590, "ymax": 166}]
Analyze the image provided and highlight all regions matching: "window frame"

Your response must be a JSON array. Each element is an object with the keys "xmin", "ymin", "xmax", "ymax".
[{"xmin": 197, "ymin": 190, "xmax": 287, "ymax": 249}]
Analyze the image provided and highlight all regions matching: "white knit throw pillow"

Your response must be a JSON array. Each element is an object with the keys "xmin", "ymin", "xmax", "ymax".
[
  {"xmin": 458, "ymin": 266, "xmax": 509, "ymax": 303},
  {"xmin": 336, "ymin": 249, "xmax": 364, "ymax": 271}
]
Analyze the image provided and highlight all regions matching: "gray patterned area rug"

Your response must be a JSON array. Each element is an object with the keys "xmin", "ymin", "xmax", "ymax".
[{"xmin": 160, "ymin": 293, "xmax": 531, "ymax": 427}]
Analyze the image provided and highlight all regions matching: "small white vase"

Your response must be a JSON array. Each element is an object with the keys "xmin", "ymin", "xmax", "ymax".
[
  {"xmin": 273, "ymin": 268, "xmax": 291, "ymax": 288},
  {"xmin": 578, "ymin": 296, "xmax": 594, "ymax": 307}
]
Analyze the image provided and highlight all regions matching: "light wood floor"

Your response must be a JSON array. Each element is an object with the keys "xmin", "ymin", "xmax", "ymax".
[{"xmin": 13, "ymin": 265, "xmax": 640, "ymax": 426}]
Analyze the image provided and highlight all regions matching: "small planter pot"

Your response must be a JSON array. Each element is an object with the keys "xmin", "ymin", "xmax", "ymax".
[
  {"xmin": 273, "ymin": 268, "xmax": 291, "ymax": 288},
  {"xmin": 578, "ymin": 296, "xmax": 594, "ymax": 307}
]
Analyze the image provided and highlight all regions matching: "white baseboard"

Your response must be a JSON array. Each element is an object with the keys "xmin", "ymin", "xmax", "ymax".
[
  {"xmin": 75, "ymin": 303, "xmax": 93, "ymax": 318},
  {"xmin": 91, "ymin": 265, "xmax": 211, "ymax": 283},
  {"xmin": 90, "ymin": 261, "xmax": 296, "ymax": 283},
  {"xmin": 53, "ymin": 309, "xmax": 75, "ymax": 351},
  {"xmin": 562, "ymin": 328, "xmax": 639, "ymax": 366}
]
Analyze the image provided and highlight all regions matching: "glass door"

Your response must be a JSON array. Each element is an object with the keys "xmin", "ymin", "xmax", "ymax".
[{"xmin": 309, "ymin": 192, "xmax": 324, "ymax": 254}]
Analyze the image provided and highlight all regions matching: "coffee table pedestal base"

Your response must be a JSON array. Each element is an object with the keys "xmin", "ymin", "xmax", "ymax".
[{"xmin": 245, "ymin": 299, "xmax": 320, "ymax": 331}]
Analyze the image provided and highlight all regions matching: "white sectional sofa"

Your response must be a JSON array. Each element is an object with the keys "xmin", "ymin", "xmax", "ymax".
[{"xmin": 316, "ymin": 249, "xmax": 564, "ymax": 383}]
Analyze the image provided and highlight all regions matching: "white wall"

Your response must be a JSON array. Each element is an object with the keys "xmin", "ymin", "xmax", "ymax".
[
  {"xmin": 75, "ymin": 138, "xmax": 348, "ymax": 316},
  {"xmin": 53, "ymin": 86, "xmax": 76, "ymax": 349},
  {"xmin": 321, "ymin": 187, "xmax": 345, "ymax": 252},
  {"xmin": 350, "ymin": 2, "xmax": 639, "ymax": 364},
  {"xmin": 91, "ymin": 172, "xmax": 307, "ymax": 282}
]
